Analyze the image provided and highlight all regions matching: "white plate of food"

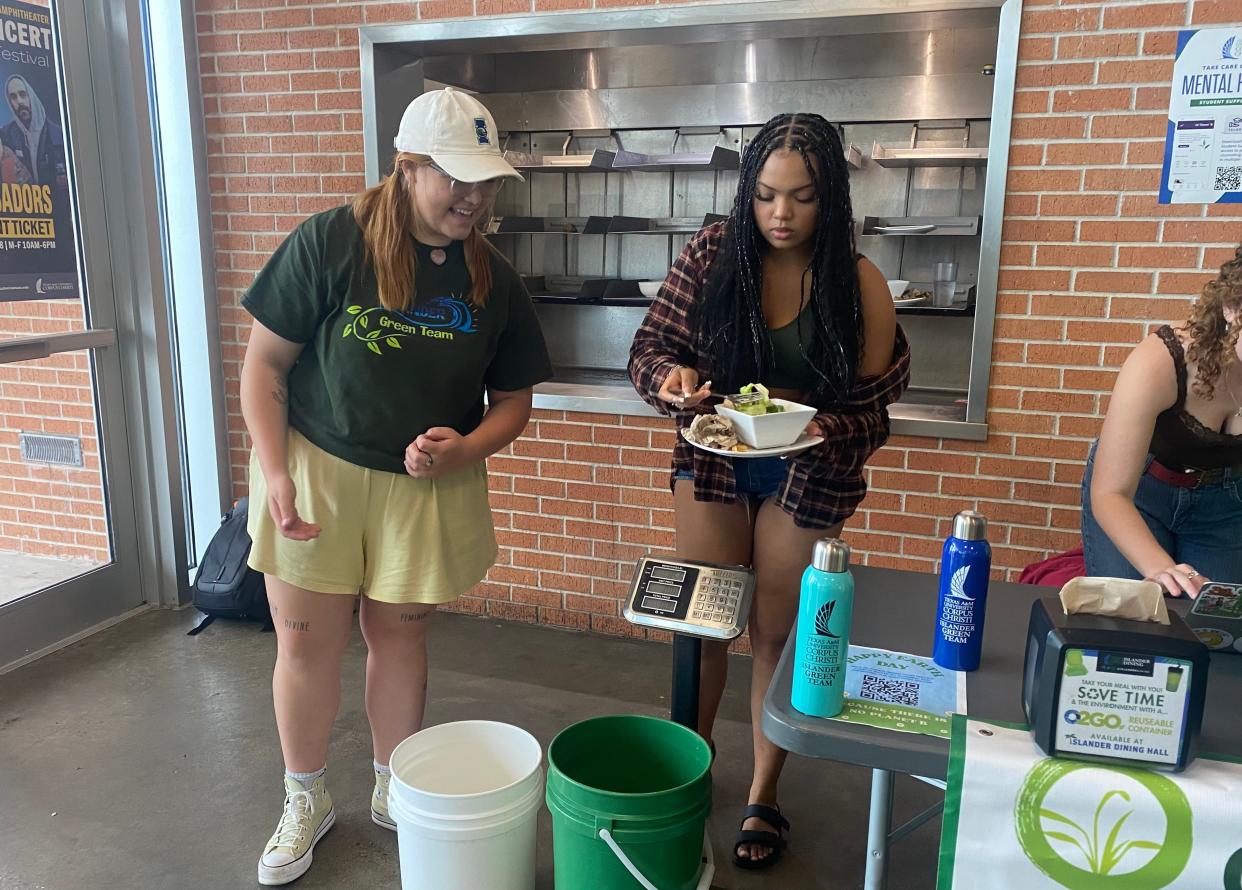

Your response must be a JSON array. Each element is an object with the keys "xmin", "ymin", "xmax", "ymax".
[
  {"xmin": 681, "ymin": 427, "xmax": 823, "ymax": 459},
  {"xmin": 892, "ymin": 294, "xmax": 929, "ymax": 307}
]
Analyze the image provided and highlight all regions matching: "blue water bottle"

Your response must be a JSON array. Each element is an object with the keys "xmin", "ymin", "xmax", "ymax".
[
  {"xmin": 792, "ymin": 538, "xmax": 854, "ymax": 718},
  {"xmin": 932, "ymin": 510, "xmax": 991, "ymax": 672}
]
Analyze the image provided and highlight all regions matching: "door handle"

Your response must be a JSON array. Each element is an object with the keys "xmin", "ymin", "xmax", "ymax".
[
  {"xmin": 0, "ymin": 338, "xmax": 50, "ymax": 363},
  {"xmin": 0, "ymin": 329, "xmax": 116, "ymax": 365}
]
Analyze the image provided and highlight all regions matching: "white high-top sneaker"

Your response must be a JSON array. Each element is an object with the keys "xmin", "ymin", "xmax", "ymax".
[
  {"xmin": 371, "ymin": 768, "xmax": 396, "ymax": 831},
  {"xmin": 257, "ymin": 773, "xmax": 335, "ymax": 886}
]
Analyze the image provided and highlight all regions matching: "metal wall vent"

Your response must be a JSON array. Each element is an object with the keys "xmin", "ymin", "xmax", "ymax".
[{"xmin": 19, "ymin": 432, "xmax": 84, "ymax": 467}]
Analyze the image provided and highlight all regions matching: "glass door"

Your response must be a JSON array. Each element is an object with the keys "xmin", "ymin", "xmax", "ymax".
[{"xmin": 0, "ymin": 0, "xmax": 179, "ymax": 669}]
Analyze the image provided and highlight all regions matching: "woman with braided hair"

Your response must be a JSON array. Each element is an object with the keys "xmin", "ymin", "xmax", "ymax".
[
  {"xmin": 1082, "ymin": 244, "xmax": 1242, "ymax": 597},
  {"xmin": 629, "ymin": 112, "xmax": 911, "ymax": 869}
]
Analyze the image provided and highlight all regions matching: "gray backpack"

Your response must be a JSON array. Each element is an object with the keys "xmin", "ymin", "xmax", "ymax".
[{"xmin": 188, "ymin": 497, "xmax": 272, "ymax": 635}]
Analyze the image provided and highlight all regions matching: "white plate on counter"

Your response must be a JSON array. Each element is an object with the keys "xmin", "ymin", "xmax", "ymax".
[
  {"xmin": 680, "ymin": 429, "xmax": 823, "ymax": 459},
  {"xmin": 892, "ymin": 295, "xmax": 930, "ymax": 307}
]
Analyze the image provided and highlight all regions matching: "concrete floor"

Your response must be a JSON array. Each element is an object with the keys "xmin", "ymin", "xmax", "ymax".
[
  {"xmin": 0, "ymin": 609, "xmax": 942, "ymax": 890},
  {"xmin": 0, "ymin": 551, "xmax": 104, "ymax": 607}
]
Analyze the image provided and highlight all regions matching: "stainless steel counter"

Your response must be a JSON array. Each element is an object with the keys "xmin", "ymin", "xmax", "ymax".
[{"xmin": 533, "ymin": 370, "xmax": 987, "ymax": 441}]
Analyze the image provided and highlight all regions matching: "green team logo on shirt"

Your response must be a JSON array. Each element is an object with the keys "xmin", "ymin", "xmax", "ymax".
[{"xmin": 342, "ymin": 296, "xmax": 477, "ymax": 355}]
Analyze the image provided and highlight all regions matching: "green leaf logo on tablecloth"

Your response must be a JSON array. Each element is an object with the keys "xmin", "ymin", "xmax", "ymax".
[{"xmin": 1014, "ymin": 760, "xmax": 1192, "ymax": 889}]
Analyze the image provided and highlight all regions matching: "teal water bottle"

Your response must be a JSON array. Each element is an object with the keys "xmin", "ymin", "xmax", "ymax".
[{"xmin": 792, "ymin": 538, "xmax": 854, "ymax": 718}]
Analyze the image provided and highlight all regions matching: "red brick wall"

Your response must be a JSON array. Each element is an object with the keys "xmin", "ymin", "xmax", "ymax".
[
  {"xmin": 196, "ymin": 0, "xmax": 1242, "ymax": 637},
  {"xmin": 0, "ymin": 304, "xmax": 109, "ymax": 562},
  {"xmin": 0, "ymin": 0, "xmax": 109, "ymax": 563}
]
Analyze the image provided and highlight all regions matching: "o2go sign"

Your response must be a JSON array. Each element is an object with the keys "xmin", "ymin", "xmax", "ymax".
[{"xmin": 1063, "ymin": 709, "xmax": 1124, "ymax": 730}]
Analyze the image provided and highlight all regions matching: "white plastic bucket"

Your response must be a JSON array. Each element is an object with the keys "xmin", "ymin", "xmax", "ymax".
[{"xmin": 389, "ymin": 720, "xmax": 544, "ymax": 890}]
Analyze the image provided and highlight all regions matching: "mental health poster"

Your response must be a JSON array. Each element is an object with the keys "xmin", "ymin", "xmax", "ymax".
[
  {"xmin": 0, "ymin": 0, "xmax": 78, "ymax": 301},
  {"xmin": 1159, "ymin": 27, "xmax": 1242, "ymax": 204}
]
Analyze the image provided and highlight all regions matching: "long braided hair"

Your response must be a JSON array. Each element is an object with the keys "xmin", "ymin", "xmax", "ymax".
[{"xmin": 697, "ymin": 113, "xmax": 862, "ymax": 403}]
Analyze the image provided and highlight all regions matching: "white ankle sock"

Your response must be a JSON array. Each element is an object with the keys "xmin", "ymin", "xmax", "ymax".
[
  {"xmin": 286, "ymin": 766, "xmax": 326, "ymax": 789},
  {"xmin": 374, "ymin": 760, "xmax": 391, "ymax": 777}
]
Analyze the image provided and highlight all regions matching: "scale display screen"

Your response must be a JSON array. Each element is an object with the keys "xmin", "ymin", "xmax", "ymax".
[
  {"xmin": 651, "ymin": 566, "xmax": 685, "ymax": 582},
  {"xmin": 627, "ymin": 562, "xmax": 697, "ymax": 621},
  {"xmin": 646, "ymin": 581, "xmax": 681, "ymax": 597}
]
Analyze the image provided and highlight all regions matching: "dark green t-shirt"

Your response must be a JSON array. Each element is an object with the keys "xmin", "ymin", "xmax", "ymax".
[{"xmin": 242, "ymin": 205, "xmax": 552, "ymax": 474}]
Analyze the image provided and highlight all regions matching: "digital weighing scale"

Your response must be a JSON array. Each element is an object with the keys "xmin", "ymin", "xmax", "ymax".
[{"xmin": 624, "ymin": 556, "xmax": 755, "ymax": 728}]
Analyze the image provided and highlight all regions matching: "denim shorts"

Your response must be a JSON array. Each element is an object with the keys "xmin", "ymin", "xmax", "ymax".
[
  {"xmin": 1081, "ymin": 441, "xmax": 1242, "ymax": 583},
  {"xmin": 674, "ymin": 456, "xmax": 788, "ymax": 499}
]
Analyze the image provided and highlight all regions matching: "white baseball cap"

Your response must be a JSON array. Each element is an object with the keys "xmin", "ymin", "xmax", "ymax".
[{"xmin": 394, "ymin": 87, "xmax": 523, "ymax": 183}]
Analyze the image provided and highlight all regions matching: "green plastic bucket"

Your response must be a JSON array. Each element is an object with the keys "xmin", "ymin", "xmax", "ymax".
[{"xmin": 546, "ymin": 715, "xmax": 713, "ymax": 890}]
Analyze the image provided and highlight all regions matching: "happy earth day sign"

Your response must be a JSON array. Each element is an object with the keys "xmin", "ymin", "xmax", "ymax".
[
  {"xmin": 0, "ymin": 0, "xmax": 78, "ymax": 301},
  {"xmin": 1159, "ymin": 26, "xmax": 1242, "ymax": 204},
  {"xmin": 830, "ymin": 645, "xmax": 967, "ymax": 740}
]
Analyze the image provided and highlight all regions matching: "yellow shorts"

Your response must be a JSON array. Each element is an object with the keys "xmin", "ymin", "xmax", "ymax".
[{"xmin": 247, "ymin": 429, "xmax": 497, "ymax": 604}]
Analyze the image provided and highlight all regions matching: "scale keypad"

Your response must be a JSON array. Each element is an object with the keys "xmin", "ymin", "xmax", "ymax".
[{"xmin": 691, "ymin": 575, "xmax": 746, "ymax": 624}]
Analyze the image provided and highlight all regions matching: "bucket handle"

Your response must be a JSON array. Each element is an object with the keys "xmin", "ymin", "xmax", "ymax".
[{"xmin": 597, "ymin": 828, "xmax": 715, "ymax": 890}]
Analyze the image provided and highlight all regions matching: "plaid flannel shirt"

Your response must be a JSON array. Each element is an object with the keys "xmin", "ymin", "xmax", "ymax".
[{"xmin": 628, "ymin": 221, "xmax": 912, "ymax": 529}]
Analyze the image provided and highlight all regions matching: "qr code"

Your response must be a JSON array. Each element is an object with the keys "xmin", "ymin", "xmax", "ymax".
[
  {"xmin": 1214, "ymin": 166, "xmax": 1242, "ymax": 190},
  {"xmin": 859, "ymin": 674, "xmax": 920, "ymax": 706}
]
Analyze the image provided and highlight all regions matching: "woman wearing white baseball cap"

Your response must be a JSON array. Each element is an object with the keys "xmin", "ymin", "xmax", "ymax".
[{"xmin": 239, "ymin": 87, "xmax": 549, "ymax": 885}]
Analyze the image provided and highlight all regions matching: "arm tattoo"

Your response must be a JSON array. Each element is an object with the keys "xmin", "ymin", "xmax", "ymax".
[{"xmin": 272, "ymin": 374, "xmax": 288, "ymax": 406}]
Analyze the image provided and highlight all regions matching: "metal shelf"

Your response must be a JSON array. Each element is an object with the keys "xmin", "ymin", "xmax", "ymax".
[
  {"xmin": 870, "ymin": 143, "xmax": 987, "ymax": 168},
  {"xmin": 489, "ymin": 217, "xmax": 591, "ymax": 234},
  {"xmin": 896, "ymin": 303, "xmax": 975, "ymax": 317},
  {"xmin": 525, "ymin": 275, "xmax": 654, "ymax": 305},
  {"xmin": 611, "ymin": 146, "xmax": 740, "ymax": 172},
  {"xmin": 489, "ymin": 214, "xmax": 725, "ymax": 235},
  {"xmin": 610, "ymin": 214, "xmax": 725, "ymax": 233},
  {"xmin": 503, "ymin": 149, "xmax": 617, "ymax": 173},
  {"xmin": 505, "ymin": 146, "xmax": 742, "ymax": 174},
  {"xmin": 892, "ymin": 283, "xmax": 976, "ymax": 315},
  {"xmin": 505, "ymin": 144, "xmax": 859, "ymax": 173},
  {"xmin": 860, "ymin": 215, "xmax": 981, "ymax": 237}
]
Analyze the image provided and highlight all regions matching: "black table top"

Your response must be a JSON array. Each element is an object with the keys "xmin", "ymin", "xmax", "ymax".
[{"xmin": 761, "ymin": 565, "xmax": 1242, "ymax": 780}]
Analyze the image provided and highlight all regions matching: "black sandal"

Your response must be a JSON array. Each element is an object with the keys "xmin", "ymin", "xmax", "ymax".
[{"xmin": 731, "ymin": 803, "xmax": 789, "ymax": 870}]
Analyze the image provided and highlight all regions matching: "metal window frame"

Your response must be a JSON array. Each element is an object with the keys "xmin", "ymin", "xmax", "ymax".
[{"xmin": 145, "ymin": 0, "xmax": 232, "ymax": 573}]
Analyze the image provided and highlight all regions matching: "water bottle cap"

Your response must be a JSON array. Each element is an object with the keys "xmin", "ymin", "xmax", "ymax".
[
  {"xmin": 953, "ymin": 510, "xmax": 988, "ymax": 541},
  {"xmin": 812, "ymin": 538, "xmax": 850, "ymax": 573}
]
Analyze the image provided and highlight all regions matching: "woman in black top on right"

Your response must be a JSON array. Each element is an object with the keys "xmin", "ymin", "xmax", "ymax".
[{"xmin": 1082, "ymin": 244, "xmax": 1242, "ymax": 596}]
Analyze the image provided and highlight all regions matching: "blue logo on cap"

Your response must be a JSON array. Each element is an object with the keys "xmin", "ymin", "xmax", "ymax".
[{"xmin": 474, "ymin": 117, "xmax": 490, "ymax": 145}]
